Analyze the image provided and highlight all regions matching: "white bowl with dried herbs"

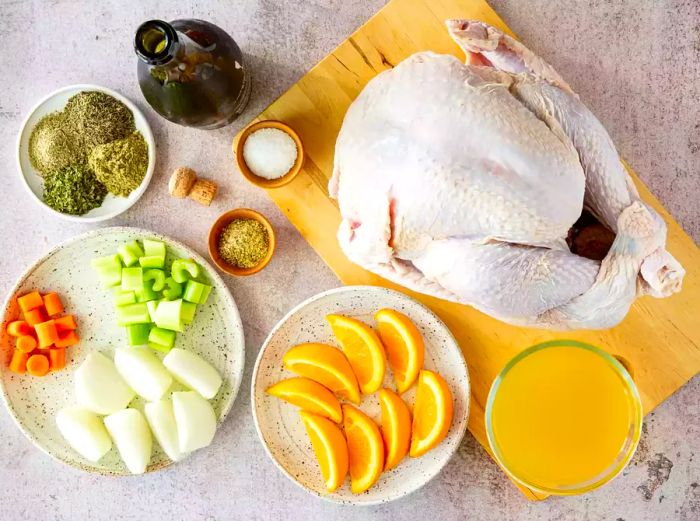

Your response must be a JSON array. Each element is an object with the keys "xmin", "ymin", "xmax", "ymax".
[{"xmin": 17, "ymin": 84, "xmax": 156, "ymax": 222}]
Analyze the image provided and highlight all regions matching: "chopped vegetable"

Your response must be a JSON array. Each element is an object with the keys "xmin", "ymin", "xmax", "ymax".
[
  {"xmin": 172, "ymin": 391, "xmax": 217, "ymax": 453},
  {"xmin": 146, "ymin": 300, "xmax": 160, "ymax": 322},
  {"xmin": 181, "ymin": 301, "xmax": 196, "ymax": 323},
  {"xmin": 54, "ymin": 315, "xmax": 77, "ymax": 332},
  {"xmin": 183, "ymin": 280, "xmax": 212, "ymax": 305},
  {"xmin": 115, "ymin": 303, "xmax": 151, "ymax": 326},
  {"xmin": 144, "ymin": 399, "xmax": 182, "ymax": 462},
  {"xmin": 43, "ymin": 292, "xmax": 64, "ymax": 316},
  {"xmin": 154, "ymin": 299, "xmax": 183, "ymax": 331},
  {"xmin": 56, "ymin": 406, "xmax": 112, "ymax": 462},
  {"xmin": 9, "ymin": 350, "xmax": 28, "ymax": 373},
  {"xmin": 103, "ymin": 408, "xmax": 152, "ymax": 475},
  {"xmin": 143, "ymin": 269, "xmax": 166, "ymax": 291},
  {"xmin": 171, "ymin": 259, "xmax": 200, "ymax": 284},
  {"xmin": 135, "ymin": 281, "xmax": 159, "ymax": 302},
  {"xmin": 75, "ymin": 352, "xmax": 135, "ymax": 414},
  {"xmin": 91, "ymin": 255, "xmax": 122, "ymax": 287},
  {"xmin": 49, "ymin": 348, "xmax": 66, "ymax": 371},
  {"xmin": 113, "ymin": 288, "xmax": 136, "ymax": 306},
  {"xmin": 126, "ymin": 323, "xmax": 151, "ymax": 346},
  {"xmin": 24, "ymin": 307, "xmax": 47, "ymax": 327},
  {"xmin": 55, "ymin": 330, "xmax": 80, "ymax": 348},
  {"xmin": 18, "ymin": 291, "xmax": 44, "ymax": 313},
  {"xmin": 16, "ymin": 335, "xmax": 37, "ymax": 353},
  {"xmin": 148, "ymin": 327, "xmax": 176, "ymax": 351},
  {"xmin": 163, "ymin": 348, "xmax": 222, "ymax": 399},
  {"xmin": 121, "ymin": 267, "xmax": 144, "ymax": 292},
  {"xmin": 138, "ymin": 256, "xmax": 164, "ymax": 269},
  {"xmin": 26, "ymin": 354, "xmax": 50, "ymax": 376},
  {"xmin": 7, "ymin": 320, "xmax": 32, "ymax": 337},
  {"xmin": 162, "ymin": 277, "xmax": 183, "ymax": 300},
  {"xmin": 143, "ymin": 239, "xmax": 166, "ymax": 261},
  {"xmin": 117, "ymin": 240, "xmax": 145, "ymax": 267},
  {"xmin": 35, "ymin": 320, "xmax": 59, "ymax": 348},
  {"xmin": 114, "ymin": 347, "xmax": 173, "ymax": 401}
]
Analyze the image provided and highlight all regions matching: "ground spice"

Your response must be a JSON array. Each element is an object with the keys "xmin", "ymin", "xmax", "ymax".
[
  {"xmin": 218, "ymin": 219, "xmax": 269, "ymax": 268},
  {"xmin": 28, "ymin": 112, "xmax": 85, "ymax": 176},
  {"xmin": 43, "ymin": 165, "xmax": 107, "ymax": 215},
  {"xmin": 88, "ymin": 132, "xmax": 149, "ymax": 196},
  {"xmin": 64, "ymin": 91, "xmax": 135, "ymax": 148}
]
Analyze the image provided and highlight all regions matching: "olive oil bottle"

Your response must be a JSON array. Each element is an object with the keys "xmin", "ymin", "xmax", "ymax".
[{"xmin": 134, "ymin": 19, "xmax": 251, "ymax": 129}]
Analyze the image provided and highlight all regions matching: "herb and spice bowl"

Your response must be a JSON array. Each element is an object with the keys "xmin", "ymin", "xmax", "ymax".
[
  {"xmin": 208, "ymin": 209, "xmax": 276, "ymax": 276},
  {"xmin": 17, "ymin": 84, "xmax": 156, "ymax": 223},
  {"xmin": 234, "ymin": 120, "xmax": 304, "ymax": 189}
]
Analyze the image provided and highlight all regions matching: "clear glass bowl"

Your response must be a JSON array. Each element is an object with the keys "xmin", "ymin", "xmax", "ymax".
[{"xmin": 485, "ymin": 340, "xmax": 643, "ymax": 496}]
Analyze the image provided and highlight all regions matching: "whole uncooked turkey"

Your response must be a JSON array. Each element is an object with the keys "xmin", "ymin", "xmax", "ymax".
[{"xmin": 330, "ymin": 20, "xmax": 685, "ymax": 330}]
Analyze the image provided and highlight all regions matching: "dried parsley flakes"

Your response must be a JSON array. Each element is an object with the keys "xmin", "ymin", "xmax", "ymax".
[{"xmin": 43, "ymin": 165, "xmax": 108, "ymax": 215}]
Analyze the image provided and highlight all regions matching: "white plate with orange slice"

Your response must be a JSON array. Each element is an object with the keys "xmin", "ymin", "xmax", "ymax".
[{"xmin": 251, "ymin": 286, "xmax": 470, "ymax": 505}]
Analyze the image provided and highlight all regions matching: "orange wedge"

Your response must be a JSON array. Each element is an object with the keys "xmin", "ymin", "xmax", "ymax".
[
  {"xmin": 267, "ymin": 377, "xmax": 343, "ymax": 423},
  {"xmin": 283, "ymin": 343, "xmax": 361, "ymax": 404},
  {"xmin": 300, "ymin": 411, "xmax": 349, "ymax": 492},
  {"xmin": 326, "ymin": 314, "xmax": 386, "ymax": 395},
  {"xmin": 375, "ymin": 308, "xmax": 424, "ymax": 393},
  {"xmin": 410, "ymin": 370, "xmax": 453, "ymax": 458},
  {"xmin": 378, "ymin": 388, "xmax": 411, "ymax": 471},
  {"xmin": 342, "ymin": 404, "xmax": 384, "ymax": 494}
]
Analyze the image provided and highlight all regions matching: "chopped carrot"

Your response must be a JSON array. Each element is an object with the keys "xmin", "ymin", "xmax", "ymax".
[
  {"xmin": 6, "ymin": 320, "xmax": 32, "ymax": 337},
  {"xmin": 9, "ymin": 350, "xmax": 29, "ymax": 373},
  {"xmin": 54, "ymin": 315, "xmax": 77, "ymax": 332},
  {"xmin": 16, "ymin": 335, "xmax": 37, "ymax": 353},
  {"xmin": 35, "ymin": 320, "xmax": 59, "ymax": 348},
  {"xmin": 18, "ymin": 291, "xmax": 44, "ymax": 313},
  {"xmin": 42, "ymin": 293, "xmax": 64, "ymax": 316},
  {"xmin": 24, "ymin": 307, "xmax": 47, "ymax": 327},
  {"xmin": 55, "ymin": 330, "xmax": 79, "ymax": 348},
  {"xmin": 26, "ymin": 354, "xmax": 50, "ymax": 376},
  {"xmin": 49, "ymin": 348, "xmax": 66, "ymax": 371}
]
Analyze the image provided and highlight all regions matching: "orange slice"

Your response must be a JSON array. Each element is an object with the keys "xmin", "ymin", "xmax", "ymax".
[
  {"xmin": 326, "ymin": 314, "xmax": 386, "ymax": 395},
  {"xmin": 283, "ymin": 343, "xmax": 361, "ymax": 404},
  {"xmin": 374, "ymin": 308, "xmax": 424, "ymax": 393},
  {"xmin": 267, "ymin": 377, "xmax": 343, "ymax": 423},
  {"xmin": 378, "ymin": 388, "xmax": 411, "ymax": 471},
  {"xmin": 300, "ymin": 411, "xmax": 349, "ymax": 492},
  {"xmin": 410, "ymin": 370, "xmax": 453, "ymax": 458},
  {"xmin": 342, "ymin": 404, "xmax": 384, "ymax": 494}
]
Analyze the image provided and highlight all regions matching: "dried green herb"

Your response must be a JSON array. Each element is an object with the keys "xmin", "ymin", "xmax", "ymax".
[
  {"xmin": 218, "ymin": 219, "xmax": 269, "ymax": 268},
  {"xmin": 88, "ymin": 131, "xmax": 149, "ymax": 196},
  {"xmin": 64, "ymin": 91, "xmax": 135, "ymax": 148},
  {"xmin": 28, "ymin": 112, "xmax": 85, "ymax": 176},
  {"xmin": 43, "ymin": 165, "xmax": 107, "ymax": 215}
]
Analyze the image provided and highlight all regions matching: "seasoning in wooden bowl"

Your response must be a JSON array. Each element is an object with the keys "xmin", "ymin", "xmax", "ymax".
[{"xmin": 218, "ymin": 219, "xmax": 269, "ymax": 269}]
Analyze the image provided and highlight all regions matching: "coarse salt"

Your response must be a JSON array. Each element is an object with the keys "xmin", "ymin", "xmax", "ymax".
[{"xmin": 242, "ymin": 128, "xmax": 298, "ymax": 179}]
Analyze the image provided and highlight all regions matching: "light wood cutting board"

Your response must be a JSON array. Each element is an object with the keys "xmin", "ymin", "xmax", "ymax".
[{"xmin": 236, "ymin": 0, "xmax": 700, "ymax": 500}]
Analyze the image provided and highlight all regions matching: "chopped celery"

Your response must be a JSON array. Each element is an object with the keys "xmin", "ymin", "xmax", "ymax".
[
  {"xmin": 143, "ymin": 239, "xmax": 166, "ymax": 259},
  {"xmin": 171, "ymin": 259, "xmax": 201, "ymax": 284},
  {"xmin": 183, "ymin": 280, "xmax": 212, "ymax": 305},
  {"xmin": 148, "ymin": 327, "xmax": 176, "ymax": 350},
  {"xmin": 135, "ymin": 280, "xmax": 160, "ymax": 302},
  {"xmin": 181, "ymin": 301, "xmax": 196, "ymax": 324},
  {"xmin": 117, "ymin": 240, "xmax": 145, "ymax": 267},
  {"xmin": 113, "ymin": 288, "xmax": 136, "ymax": 306},
  {"xmin": 115, "ymin": 303, "xmax": 151, "ymax": 326},
  {"xmin": 154, "ymin": 299, "xmax": 184, "ymax": 331},
  {"xmin": 146, "ymin": 300, "xmax": 161, "ymax": 322},
  {"xmin": 148, "ymin": 341, "xmax": 172, "ymax": 353},
  {"xmin": 139, "ymin": 255, "xmax": 165, "ymax": 269},
  {"xmin": 162, "ymin": 277, "xmax": 183, "ymax": 300},
  {"xmin": 126, "ymin": 323, "xmax": 151, "ymax": 346},
  {"xmin": 91, "ymin": 255, "xmax": 122, "ymax": 287},
  {"xmin": 143, "ymin": 269, "xmax": 166, "ymax": 291},
  {"xmin": 121, "ymin": 267, "xmax": 144, "ymax": 291}
]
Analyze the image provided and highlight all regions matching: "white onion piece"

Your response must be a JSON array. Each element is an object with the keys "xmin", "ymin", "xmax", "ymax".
[
  {"xmin": 172, "ymin": 391, "xmax": 217, "ymax": 453},
  {"xmin": 104, "ymin": 408, "xmax": 152, "ymax": 474},
  {"xmin": 144, "ymin": 399, "xmax": 183, "ymax": 462},
  {"xmin": 75, "ymin": 352, "xmax": 135, "ymax": 415},
  {"xmin": 56, "ymin": 406, "xmax": 112, "ymax": 462},
  {"xmin": 163, "ymin": 348, "xmax": 222, "ymax": 399},
  {"xmin": 114, "ymin": 347, "xmax": 172, "ymax": 402}
]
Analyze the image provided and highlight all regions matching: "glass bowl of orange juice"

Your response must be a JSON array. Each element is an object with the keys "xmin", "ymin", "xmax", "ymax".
[{"xmin": 485, "ymin": 340, "xmax": 643, "ymax": 496}]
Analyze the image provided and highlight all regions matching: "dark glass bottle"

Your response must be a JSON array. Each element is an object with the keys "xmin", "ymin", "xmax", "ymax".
[{"xmin": 134, "ymin": 19, "xmax": 251, "ymax": 129}]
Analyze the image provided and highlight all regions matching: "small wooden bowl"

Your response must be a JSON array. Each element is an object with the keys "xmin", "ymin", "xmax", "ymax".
[
  {"xmin": 234, "ymin": 120, "xmax": 304, "ymax": 189},
  {"xmin": 208, "ymin": 209, "xmax": 276, "ymax": 276}
]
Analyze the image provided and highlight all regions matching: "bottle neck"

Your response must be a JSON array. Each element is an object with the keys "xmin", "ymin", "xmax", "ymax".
[{"xmin": 134, "ymin": 20, "xmax": 179, "ymax": 65}]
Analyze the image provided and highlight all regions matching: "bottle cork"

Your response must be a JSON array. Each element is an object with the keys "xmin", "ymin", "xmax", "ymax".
[{"xmin": 168, "ymin": 167, "xmax": 217, "ymax": 206}]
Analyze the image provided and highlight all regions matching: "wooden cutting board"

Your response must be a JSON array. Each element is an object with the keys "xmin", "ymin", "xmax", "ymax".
[{"xmin": 236, "ymin": 0, "xmax": 700, "ymax": 500}]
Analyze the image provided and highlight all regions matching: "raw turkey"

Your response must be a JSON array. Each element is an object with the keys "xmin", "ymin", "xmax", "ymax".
[{"xmin": 330, "ymin": 20, "xmax": 684, "ymax": 330}]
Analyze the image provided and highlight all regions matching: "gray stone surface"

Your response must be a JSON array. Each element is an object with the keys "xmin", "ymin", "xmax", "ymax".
[{"xmin": 0, "ymin": 0, "xmax": 697, "ymax": 520}]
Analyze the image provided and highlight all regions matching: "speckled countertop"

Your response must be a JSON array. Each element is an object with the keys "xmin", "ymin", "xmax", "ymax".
[{"xmin": 0, "ymin": 1, "xmax": 698, "ymax": 520}]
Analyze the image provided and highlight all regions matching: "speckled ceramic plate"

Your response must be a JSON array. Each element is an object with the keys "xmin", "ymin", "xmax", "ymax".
[
  {"xmin": 0, "ymin": 227, "xmax": 245, "ymax": 475},
  {"xmin": 251, "ymin": 286, "xmax": 470, "ymax": 505},
  {"xmin": 16, "ymin": 84, "xmax": 156, "ymax": 223}
]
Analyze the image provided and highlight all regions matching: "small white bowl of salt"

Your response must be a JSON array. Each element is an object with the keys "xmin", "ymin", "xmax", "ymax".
[{"xmin": 234, "ymin": 120, "xmax": 304, "ymax": 189}]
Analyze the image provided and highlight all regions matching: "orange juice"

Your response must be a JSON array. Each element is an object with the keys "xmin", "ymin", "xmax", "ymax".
[{"xmin": 486, "ymin": 341, "xmax": 642, "ymax": 495}]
